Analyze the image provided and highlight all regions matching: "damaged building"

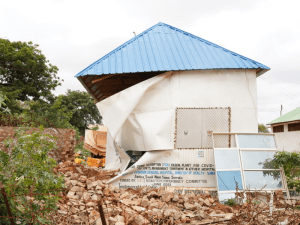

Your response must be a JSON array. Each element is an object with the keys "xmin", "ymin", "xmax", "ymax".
[{"xmin": 75, "ymin": 22, "xmax": 286, "ymax": 197}]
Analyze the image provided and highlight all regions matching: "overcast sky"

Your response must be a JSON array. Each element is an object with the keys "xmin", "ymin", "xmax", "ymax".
[{"xmin": 1, "ymin": 0, "xmax": 300, "ymax": 124}]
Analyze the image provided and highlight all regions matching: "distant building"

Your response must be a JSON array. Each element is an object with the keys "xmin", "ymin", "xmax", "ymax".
[{"xmin": 267, "ymin": 107, "xmax": 300, "ymax": 152}]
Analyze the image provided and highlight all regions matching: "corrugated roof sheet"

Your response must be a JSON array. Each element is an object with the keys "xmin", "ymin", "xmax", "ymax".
[
  {"xmin": 75, "ymin": 22, "xmax": 270, "ymax": 78},
  {"xmin": 267, "ymin": 107, "xmax": 300, "ymax": 125}
]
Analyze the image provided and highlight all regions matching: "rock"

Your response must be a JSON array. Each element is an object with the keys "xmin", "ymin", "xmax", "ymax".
[
  {"xmin": 75, "ymin": 167, "xmax": 84, "ymax": 174},
  {"xmin": 86, "ymin": 202, "xmax": 94, "ymax": 207},
  {"xmin": 65, "ymin": 180, "xmax": 72, "ymax": 187},
  {"xmin": 162, "ymin": 193, "xmax": 172, "ymax": 202},
  {"xmin": 164, "ymin": 209, "xmax": 177, "ymax": 217},
  {"xmin": 83, "ymin": 192, "xmax": 92, "ymax": 200},
  {"xmin": 185, "ymin": 202, "xmax": 196, "ymax": 210},
  {"xmin": 172, "ymin": 194, "xmax": 179, "ymax": 202},
  {"xmin": 132, "ymin": 215, "xmax": 149, "ymax": 225},
  {"xmin": 132, "ymin": 206, "xmax": 145, "ymax": 212},
  {"xmin": 86, "ymin": 177, "xmax": 96, "ymax": 185},
  {"xmin": 120, "ymin": 192, "xmax": 130, "ymax": 199},
  {"xmin": 108, "ymin": 217, "xmax": 117, "ymax": 223},
  {"xmin": 115, "ymin": 215, "xmax": 125, "ymax": 222},
  {"xmin": 225, "ymin": 213, "xmax": 233, "ymax": 219},
  {"xmin": 70, "ymin": 186, "xmax": 83, "ymax": 192},
  {"xmin": 122, "ymin": 199, "xmax": 140, "ymax": 206},
  {"xmin": 208, "ymin": 198, "xmax": 215, "ymax": 204},
  {"xmin": 77, "ymin": 182, "xmax": 86, "ymax": 187},
  {"xmin": 147, "ymin": 191, "xmax": 159, "ymax": 197},
  {"xmin": 95, "ymin": 185, "xmax": 102, "ymax": 191},
  {"xmin": 87, "ymin": 181, "xmax": 98, "ymax": 190},
  {"xmin": 96, "ymin": 190, "xmax": 103, "ymax": 195},
  {"xmin": 173, "ymin": 210, "xmax": 182, "ymax": 220},
  {"xmin": 149, "ymin": 201, "xmax": 160, "ymax": 209},
  {"xmin": 140, "ymin": 199, "xmax": 149, "ymax": 208},
  {"xmin": 183, "ymin": 196, "xmax": 189, "ymax": 203},
  {"xmin": 198, "ymin": 211, "xmax": 209, "ymax": 219},
  {"xmin": 159, "ymin": 202, "xmax": 169, "ymax": 210},
  {"xmin": 95, "ymin": 217, "xmax": 109, "ymax": 225},
  {"xmin": 70, "ymin": 173, "xmax": 79, "ymax": 180},
  {"xmin": 70, "ymin": 180, "xmax": 78, "ymax": 186},
  {"xmin": 78, "ymin": 175, "xmax": 87, "ymax": 183},
  {"xmin": 65, "ymin": 171, "xmax": 72, "ymax": 177},
  {"xmin": 204, "ymin": 198, "xmax": 211, "ymax": 207},
  {"xmin": 91, "ymin": 194, "xmax": 101, "ymax": 201},
  {"xmin": 108, "ymin": 184, "xmax": 116, "ymax": 192},
  {"xmin": 151, "ymin": 208, "xmax": 163, "ymax": 217},
  {"xmin": 67, "ymin": 191, "xmax": 78, "ymax": 199},
  {"xmin": 215, "ymin": 209, "xmax": 225, "ymax": 214}
]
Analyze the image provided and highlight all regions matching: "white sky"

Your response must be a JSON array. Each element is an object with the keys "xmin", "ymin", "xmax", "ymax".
[{"xmin": 1, "ymin": 0, "xmax": 300, "ymax": 124}]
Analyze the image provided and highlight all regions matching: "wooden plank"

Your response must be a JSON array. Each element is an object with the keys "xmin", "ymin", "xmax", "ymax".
[{"xmin": 92, "ymin": 74, "xmax": 116, "ymax": 84}]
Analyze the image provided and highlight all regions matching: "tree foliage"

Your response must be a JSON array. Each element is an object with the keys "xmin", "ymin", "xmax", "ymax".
[
  {"xmin": 59, "ymin": 90, "xmax": 102, "ymax": 135},
  {"xmin": 0, "ymin": 127, "xmax": 65, "ymax": 224},
  {"xmin": 0, "ymin": 39, "xmax": 61, "ymax": 113},
  {"xmin": 258, "ymin": 124, "xmax": 269, "ymax": 133},
  {"xmin": 263, "ymin": 151, "xmax": 300, "ymax": 192}
]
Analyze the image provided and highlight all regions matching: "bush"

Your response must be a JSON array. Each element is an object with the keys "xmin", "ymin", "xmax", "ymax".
[
  {"xmin": 224, "ymin": 198, "xmax": 236, "ymax": 206},
  {"xmin": 267, "ymin": 151, "xmax": 300, "ymax": 192},
  {"xmin": 0, "ymin": 127, "xmax": 65, "ymax": 224}
]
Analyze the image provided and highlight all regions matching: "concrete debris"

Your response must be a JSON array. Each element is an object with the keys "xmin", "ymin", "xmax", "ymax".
[{"xmin": 53, "ymin": 161, "xmax": 300, "ymax": 224}]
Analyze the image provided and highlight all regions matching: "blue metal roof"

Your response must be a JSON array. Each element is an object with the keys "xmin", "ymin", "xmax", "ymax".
[{"xmin": 75, "ymin": 22, "xmax": 270, "ymax": 77}]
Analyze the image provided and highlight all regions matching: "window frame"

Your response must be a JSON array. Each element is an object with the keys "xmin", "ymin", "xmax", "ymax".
[{"xmin": 212, "ymin": 133, "xmax": 289, "ymax": 202}]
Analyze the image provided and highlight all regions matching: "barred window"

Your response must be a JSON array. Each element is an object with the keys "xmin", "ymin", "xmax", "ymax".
[
  {"xmin": 273, "ymin": 125, "xmax": 284, "ymax": 133},
  {"xmin": 288, "ymin": 122, "xmax": 300, "ymax": 132}
]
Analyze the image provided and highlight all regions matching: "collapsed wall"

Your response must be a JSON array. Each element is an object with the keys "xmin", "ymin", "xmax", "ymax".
[{"xmin": 0, "ymin": 127, "xmax": 76, "ymax": 162}]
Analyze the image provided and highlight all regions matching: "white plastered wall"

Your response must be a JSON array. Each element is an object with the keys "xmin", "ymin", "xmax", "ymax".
[
  {"xmin": 272, "ymin": 124, "xmax": 300, "ymax": 152},
  {"xmin": 98, "ymin": 69, "xmax": 258, "ymax": 152}
]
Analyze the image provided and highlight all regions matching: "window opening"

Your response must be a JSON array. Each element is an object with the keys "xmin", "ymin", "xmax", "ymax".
[
  {"xmin": 273, "ymin": 125, "xmax": 284, "ymax": 133},
  {"xmin": 288, "ymin": 122, "xmax": 300, "ymax": 132}
]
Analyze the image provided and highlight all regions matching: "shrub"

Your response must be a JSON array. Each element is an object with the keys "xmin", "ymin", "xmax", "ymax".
[{"xmin": 0, "ymin": 127, "xmax": 65, "ymax": 224}]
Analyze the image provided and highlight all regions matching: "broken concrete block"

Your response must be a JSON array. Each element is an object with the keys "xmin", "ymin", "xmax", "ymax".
[
  {"xmin": 140, "ymin": 199, "xmax": 149, "ymax": 208},
  {"xmin": 91, "ymin": 194, "xmax": 101, "ymax": 201},
  {"xmin": 95, "ymin": 185, "xmax": 102, "ymax": 191},
  {"xmin": 172, "ymin": 194, "xmax": 179, "ymax": 202},
  {"xmin": 70, "ymin": 180, "xmax": 78, "ymax": 186},
  {"xmin": 132, "ymin": 215, "xmax": 149, "ymax": 225},
  {"xmin": 184, "ymin": 202, "xmax": 196, "ymax": 210},
  {"xmin": 70, "ymin": 186, "xmax": 83, "ymax": 192},
  {"xmin": 120, "ymin": 192, "xmax": 130, "ymax": 199},
  {"xmin": 83, "ymin": 192, "xmax": 92, "ymax": 200}
]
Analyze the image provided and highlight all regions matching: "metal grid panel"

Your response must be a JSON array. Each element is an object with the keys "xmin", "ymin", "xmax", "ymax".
[
  {"xmin": 175, "ymin": 108, "xmax": 230, "ymax": 149},
  {"xmin": 213, "ymin": 134, "xmax": 236, "ymax": 148}
]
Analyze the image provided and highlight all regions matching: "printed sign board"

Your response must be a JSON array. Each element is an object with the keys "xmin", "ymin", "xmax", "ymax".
[{"xmin": 108, "ymin": 149, "xmax": 217, "ymax": 193}]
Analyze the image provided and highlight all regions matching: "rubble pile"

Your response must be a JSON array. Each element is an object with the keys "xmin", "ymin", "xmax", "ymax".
[
  {"xmin": 54, "ymin": 161, "xmax": 300, "ymax": 225},
  {"xmin": 54, "ymin": 161, "xmax": 234, "ymax": 224}
]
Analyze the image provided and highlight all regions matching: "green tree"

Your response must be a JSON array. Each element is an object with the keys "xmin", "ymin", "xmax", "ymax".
[
  {"xmin": 258, "ymin": 124, "xmax": 269, "ymax": 133},
  {"xmin": 0, "ymin": 91, "xmax": 10, "ymax": 115},
  {"xmin": 59, "ymin": 90, "xmax": 102, "ymax": 135},
  {"xmin": 0, "ymin": 39, "xmax": 61, "ymax": 113}
]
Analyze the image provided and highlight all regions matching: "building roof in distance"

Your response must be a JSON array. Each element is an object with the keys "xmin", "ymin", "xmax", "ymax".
[{"xmin": 267, "ymin": 107, "xmax": 300, "ymax": 125}]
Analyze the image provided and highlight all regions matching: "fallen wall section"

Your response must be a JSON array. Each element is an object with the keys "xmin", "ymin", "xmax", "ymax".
[{"xmin": 0, "ymin": 127, "xmax": 76, "ymax": 162}]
